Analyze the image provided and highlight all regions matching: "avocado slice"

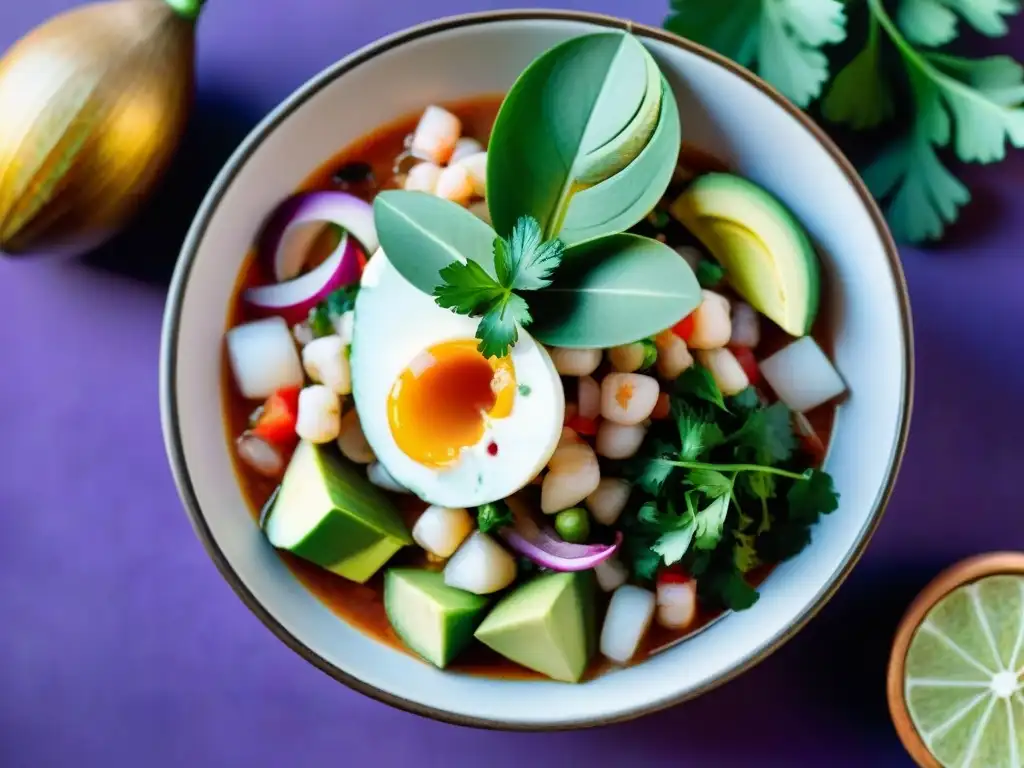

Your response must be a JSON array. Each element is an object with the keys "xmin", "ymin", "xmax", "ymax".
[
  {"xmin": 263, "ymin": 441, "xmax": 412, "ymax": 583},
  {"xmin": 670, "ymin": 173, "xmax": 821, "ymax": 336},
  {"xmin": 384, "ymin": 568, "xmax": 490, "ymax": 668},
  {"xmin": 474, "ymin": 571, "xmax": 596, "ymax": 683}
]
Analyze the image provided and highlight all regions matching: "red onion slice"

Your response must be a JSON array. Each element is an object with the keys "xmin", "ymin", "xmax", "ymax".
[
  {"xmin": 498, "ymin": 506, "xmax": 622, "ymax": 572},
  {"xmin": 243, "ymin": 233, "xmax": 363, "ymax": 324},
  {"xmin": 259, "ymin": 192, "xmax": 378, "ymax": 282}
]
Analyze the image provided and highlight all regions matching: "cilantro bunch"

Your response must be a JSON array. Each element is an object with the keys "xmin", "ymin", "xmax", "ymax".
[
  {"xmin": 434, "ymin": 215, "xmax": 565, "ymax": 358},
  {"xmin": 620, "ymin": 367, "xmax": 839, "ymax": 611},
  {"xmin": 665, "ymin": 0, "xmax": 1024, "ymax": 243}
]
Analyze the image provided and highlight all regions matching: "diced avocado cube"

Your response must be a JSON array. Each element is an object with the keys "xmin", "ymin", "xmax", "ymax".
[
  {"xmin": 474, "ymin": 571, "xmax": 597, "ymax": 683},
  {"xmin": 384, "ymin": 568, "xmax": 490, "ymax": 668},
  {"xmin": 263, "ymin": 441, "xmax": 412, "ymax": 583},
  {"xmin": 670, "ymin": 172, "xmax": 821, "ymax": 337}
]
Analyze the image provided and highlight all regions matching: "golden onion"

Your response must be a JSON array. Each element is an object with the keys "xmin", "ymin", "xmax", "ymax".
[{"xmin": 0, "ymin": 0, "xmax": 204, "ymax": 256}]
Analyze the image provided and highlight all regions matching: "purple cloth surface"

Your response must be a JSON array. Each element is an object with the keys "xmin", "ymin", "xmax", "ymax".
[{"xmin": 1, "ymin": 1, "xmax": 1021, "ymax": 766}]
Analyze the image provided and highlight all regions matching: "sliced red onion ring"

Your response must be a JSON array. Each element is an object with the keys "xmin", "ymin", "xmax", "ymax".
[
  {"xmin": 243, "ymin": 233, "xmax": 363, "ymax": 324},
  {"xmin": 259, "ymin": 191, "xmax": 379, "ymax": 282},
  {"xmin": 499, "ymin": 511, "xmax": 622, "ymax": 572}
]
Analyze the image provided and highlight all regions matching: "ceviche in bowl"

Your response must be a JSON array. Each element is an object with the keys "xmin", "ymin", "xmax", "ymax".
[{"xmin": 161, "ymin": 11, "xmax": 912, "ymax": 729}]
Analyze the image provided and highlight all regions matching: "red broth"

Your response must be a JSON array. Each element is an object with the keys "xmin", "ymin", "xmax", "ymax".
[{"xmin": 222, "ymin": 96, "xmax": 837, "ymax": 680}]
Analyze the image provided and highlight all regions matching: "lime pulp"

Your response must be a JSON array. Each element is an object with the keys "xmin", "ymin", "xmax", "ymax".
[{"xmin": 904, "ymin": 575, "xmax": 1024, "ymax": 767}]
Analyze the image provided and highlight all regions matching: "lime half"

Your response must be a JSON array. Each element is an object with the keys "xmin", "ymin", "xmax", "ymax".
[{"xmin": 904, "ymin": 574, "xmax": 1024, "ymax": 767}]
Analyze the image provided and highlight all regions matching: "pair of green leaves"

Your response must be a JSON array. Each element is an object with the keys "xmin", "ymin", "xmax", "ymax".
[{"xmin": 373, "ymin": 32, "xmax": 699, "ymax": 358}]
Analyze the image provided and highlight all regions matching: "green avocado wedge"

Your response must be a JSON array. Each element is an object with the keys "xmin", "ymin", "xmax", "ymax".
[
  {"xmin": 262, "ymin": 441, "xmax": 412, "ymax": 583},
  {"xmin": 384, "ymin": 569, "xmax": 490, "ymax": 668},
  {"xmin": 474, "ymin": 571, "xmax": 597, "ymax": 683},
  {"xmin": 670, "ymin": 173, "xmax": 821, "ymax": 337}
]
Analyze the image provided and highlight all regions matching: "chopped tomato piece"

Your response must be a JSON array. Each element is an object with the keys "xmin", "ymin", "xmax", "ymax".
[
  {"xmin": 657, "ymin": 564, "xmax": 691, "ymax": 585},
  {"xmin": 251, "ymin": 386, "xmax": 301, "ymax": 445},
  {"xmin": 671, "ymin": 313, "xmax": 695, "ymax": 342},
  {"xmin": 651, "ymin": 391, "xmax": 672, "ymax": 420},
  {"xmin": 566, "ymin": 415, "xmax": 599, "ymax": 437},
  {"xmin": 729, "ymin": 345, "xmax": 760, "ymax": 385}
]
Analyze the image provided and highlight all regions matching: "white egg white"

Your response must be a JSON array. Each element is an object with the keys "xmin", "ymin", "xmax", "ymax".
[{"xmin": 350, "ymin": 249, "xmax": 565, "ymax": 507}]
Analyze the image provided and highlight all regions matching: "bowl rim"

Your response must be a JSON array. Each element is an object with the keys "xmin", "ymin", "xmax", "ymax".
[{"xmin": 160, "ymin": 8, "xmax": 915, "ymax": 731}]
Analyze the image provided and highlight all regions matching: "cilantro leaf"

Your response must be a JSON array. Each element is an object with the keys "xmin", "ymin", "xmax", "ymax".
[
  {"xmin": 686, "ymin": 469, "xmax": 733, "ymax": 499},
  {"xmin": 898, "ymin": 0, "xmax": 1019, "ymax": 48},
  {"xmin": 628, "ymin": 440, "xmax": 678, "ymax": 495},
  {"xmin": 787, "ymin": 468, "xmax": 840, "ymax": 524},
  {"xmin": 728, "ymin": 387, "xmax": 761, "ymax": 415},
  {"xmin": 821, "ymin": 18, "xmax": 895, "ymax": 130},
  {"xmin": 476, "ymin": 500, "xmax": 513, "ymax": 533},
  {"xmin": 433, "ymin": 260, "xmax": 505, "ymax": 314},
  {"xmin": 675, "ymin": 366, "xmax": 728, "ymax": 412},
  {"xmin": 694, "ymin": 495, "xmax": 731, "ymax": 550},
  {"xmin": 476, "ymin": 293, "xmax": 530, "ymax": 359},
  {"xmin": 733, "ymin": 531, "xmax": 761, "ymax": 574},
  {"xmin": 701, "ymin": 567, "xmax": 760, "ymax": 611},
  {"xmin": 695, "ymin": 259, "xmax": 726, "ymax": 288},
  {"xmin": 652, "ymin": 516, "xmax": 696, "ymax": 565},
  {"xmin": 862, "ymin": 130, "xmax": 971, "ymax": 243},
  {"xmin": 665, "ymin": 0, "xmax": 847, "ymax": 107},
  {"xmin": 629, "ymin": 539, "xmax": 663, "ymax": 582},
  {"xmin": 734, "ymin": 402, "xmax": 796, "ymax": 465},
  {"xmin": 503, "ymin": 216, "xmax": 565, "ymax": 290},
  {"xmin": 674, "ymin": 400, "xmax": 724, "ymax": 459}
]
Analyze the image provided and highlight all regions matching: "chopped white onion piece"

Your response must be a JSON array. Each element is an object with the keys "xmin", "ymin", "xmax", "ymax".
[
  {"xmin": 236, "ymin": 433, "xmax": 284, "ymax": 478},
  {"xmin": 595, "ymin": 557, "xmax": 629, "ymax": 593},
  {"xmin": 332, "ymin": 310, "xmax": 354, "ymax": 346},
  {"xmin": 226, "ymin": 317, "xmax": 304, "ymax": 400},
  {"xmin": 577, "ymin": 375, "xmax": 601, "ymax": 420},
  {"xmin": 730, "ymin": 302, "xmax": 761, "ymax": 349},
  {"xmin": 404, "ymin": 162, "xmax": 443, "ymax": 193},
  {"xmin": 367, "ymin": 462, "xmax": 409, "ymax": 494},
  {"xmin": 413, "ymin": 505, "xmax": 474, "ymax": 559},
  {"xmin": 409, "ymin": 105, "xmax": 462, "ymax": 165},
  {"xmin": 449, "ymin": 137, "xmax": 484, "ymax": 165},
  {"xmin": 435, "ymin": 164, "xmax": 474, "ymax": 205},
  {"xmin": 548, "ymin": 347, "xmax": 602, "ymax": 376},
  {"xmin": 696, "ymin": 348, "xmax": 749, "ymax": 397},
  {"xmin": 687, "ymin": 290, "xmax": 732, "ymax": 350},
  {"xmin": 337, "ymin": 409, "xmax": 375, "ymax": 464},
  {"xmin": 542, "ymin": 442, "xmax": 601, "ymax": 514},
  {"xmin": 759, "ymin": 336, "xmax": 847, "ymax": 413},
  {"xmin": 595, "ymin": 421, "xmax": 647, "ymax": 460},
  {"xmin": 455, "ymin": 151, "xmax": 487, "ymax": 197},
  {"xmin": 601, "ymin": 585, "xmax": 656, "ymax": 664},
  {"xmin": 656, "ymin": 580, "xmax": 698, "ymax": 630},
  {"xmin": 295, "ymin": 385, "xmax": 341, "ymax": 444},
  {"xmin": 292, "ymin": 322, "xmax": 314, "ymax": 347},
  {"xmin": 586, "ymin": 477, "xmax": 631, "ymax": 526},
  {"xmin": 654, "ymin": 330, "xmax": 694, "ymax": 381},
  {"xmin": 301, "ymin": 335, "xmax": 351, "ymax": 396},
  {"xmin": 443, "ymin": 531, "xmax": 517, "ymax": 595}
]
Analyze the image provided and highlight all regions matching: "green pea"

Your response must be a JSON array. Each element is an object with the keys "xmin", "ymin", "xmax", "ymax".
[
  {"xmin": 555, "ymin": 507, "xmax": 591, "ymax": 543},
  {"xmin": 639, "ymin": 338, "xmax": 658, "ymax": 370}
]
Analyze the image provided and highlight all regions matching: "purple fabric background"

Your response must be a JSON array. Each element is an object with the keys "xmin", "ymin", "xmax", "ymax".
[{"xmin": 1, "ymin": 1, "xmax": 1021, "ymax": 765}]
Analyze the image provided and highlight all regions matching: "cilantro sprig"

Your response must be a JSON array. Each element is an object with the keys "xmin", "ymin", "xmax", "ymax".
[
  {"xmin": 622, "ymin": 369, "xmax": 839, "ymax": 612},
  {"xmin": 433, "ymin": 215, "xmax": 564, "ymax": 358},
  {"xmin": 665, "ymin": 0, "xmax": 1024, "ymax": 243}
]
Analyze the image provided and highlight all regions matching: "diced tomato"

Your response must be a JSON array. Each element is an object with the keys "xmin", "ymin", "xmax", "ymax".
[
  {"xmin": 671, "ymin": 312, "xmax": 695, "ymax": 342},
  {"xmin": 566, "ymin": 415, "xmax": 599, "ymax": 437},
  {"xmin": 729, "ymin": 345, "xmax": 760, "ymax": 385},
  {"xmin": 356, "ymin": 246, "xmax": 369, "ymax": 274},
  {"xmin": 251, "ymin": 386, "xmax": 301, "ymax": 445},
  {"xmin": 657, "ymin": 564, "xmax": 691, "ymax": 585}
]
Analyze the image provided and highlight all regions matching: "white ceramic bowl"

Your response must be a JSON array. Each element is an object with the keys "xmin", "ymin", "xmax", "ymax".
[{"xmin": 160, "ymin": 10, "xmax": 913, "ymax": 729}]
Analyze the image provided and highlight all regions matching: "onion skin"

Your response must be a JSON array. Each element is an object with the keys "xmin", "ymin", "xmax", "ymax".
[{"xmin": 0, "ymin": 1, "xmax": 200, "ymax": 256}]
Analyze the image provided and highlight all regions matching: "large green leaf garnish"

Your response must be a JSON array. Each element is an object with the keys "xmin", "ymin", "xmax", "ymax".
[
  {"xmin": 486, "ymin": 33, "xmax": 675, "ymax": 242},
  {"xmin": 373, "ymin": 190, "xmax": 497, "ymax": 293},
  {"xmin": 372, "ymin": 31, "xmax": 700, "ymax": 357},
  {"xmin": 528, "ymin": 234, "xmax": 701, "ymax": 348}
]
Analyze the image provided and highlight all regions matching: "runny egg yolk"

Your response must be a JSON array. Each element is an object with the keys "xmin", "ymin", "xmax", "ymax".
[{"xmin": 387, "ymin": 339, "xmax": 516, "ymax": 468}]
